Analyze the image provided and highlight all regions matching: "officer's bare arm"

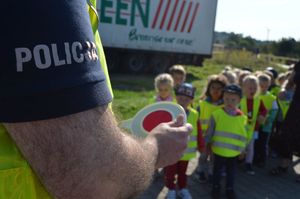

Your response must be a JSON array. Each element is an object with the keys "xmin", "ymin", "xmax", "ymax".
[{"xmin": 4, "ymin": 105, "xmax": 190, "ymax": 199}]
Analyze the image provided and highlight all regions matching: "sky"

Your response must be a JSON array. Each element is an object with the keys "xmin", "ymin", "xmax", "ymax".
[{"xmin": 215, "ymin": 0, "xmax": 300, "ymax": 41}]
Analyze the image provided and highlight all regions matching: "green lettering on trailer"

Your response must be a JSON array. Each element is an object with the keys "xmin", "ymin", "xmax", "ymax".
[
  {"xmin": 131, "ymin": 0, "xmax": 150, "ymax": 27},
  {"xmin": 101, "ymin": 0, "xmax": 113, "ymax": 23},
  {"xmin": 100, "ymin": 0, "xmax": 150, "ymax": 27},
  {"xmin": 116, "ymin": 0, "xmax": 128, "ymax": 25}
]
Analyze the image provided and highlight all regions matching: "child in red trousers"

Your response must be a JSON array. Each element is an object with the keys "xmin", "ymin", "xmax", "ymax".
[{"xmin": 164, "ymin": 83, "xmax": 200, "ymax": 199}]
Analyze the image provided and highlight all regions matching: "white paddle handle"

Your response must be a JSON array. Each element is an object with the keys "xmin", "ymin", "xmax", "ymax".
[{"xmin": 119, "ymin": 119, "xmax": 133, "ymax": 130}]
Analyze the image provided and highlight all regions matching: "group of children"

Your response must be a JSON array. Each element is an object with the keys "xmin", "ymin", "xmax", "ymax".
[{"xmin": 149, "ymin": 65, "xmax": 295, "ymax": 199}]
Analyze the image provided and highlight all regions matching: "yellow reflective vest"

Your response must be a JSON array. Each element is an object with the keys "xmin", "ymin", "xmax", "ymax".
[
  {"xmin": 259, "ymin": 92, "xmax": 276, "ymax": 111},
  {"xmin": 180, "ymin": 108, "xmax": 199, "ymax": 161},
  {"xmin": 0, "ymin": 124, "xmax": 51, "ymax": 199},
  {"xmin": 0, "ymin": 2, "xmax": 112, "ymax": 198},
  {"xmin": 211, "ymin": 109, "xmax": 248, "ymax": 157},
  {"xmin": 240, "ymin": 97, "xmax": 260, "ymax": 138},
  {"xmin": 269, "ymin": 85, "xmax": 281, "ymax": 97},
  {"xmin": 198, "ymin": 100, "xmax": 223, "ymax": 136},
  {"xmin": 278, "ymin": 99, "xmax": 291, "ymax": 120}
]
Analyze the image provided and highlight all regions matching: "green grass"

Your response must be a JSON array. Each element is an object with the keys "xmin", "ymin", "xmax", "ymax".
[
  {"xmin": 112, "ymin": 89, "xmax": 154, "ymax": 120},
  {"xmin": 111, "ymin": 64, "xmax": 226, "ymax": 120},
  {"xmin": 111, "ymin": 51, "xmax": 289, "ymax": 120},
  {"xmin": 208, "ymin": 50, "xmax": 287, "ymax": 73}
]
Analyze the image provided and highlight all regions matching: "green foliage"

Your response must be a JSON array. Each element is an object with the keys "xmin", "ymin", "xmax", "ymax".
[
  {"xmin": 111, "ymin": 64, "xmax": 225, "ymax": 120},
  {"xmin": 111, "ymin": 51, "xmax": 290, "ymax": 120},
  {"xmin": 111, "ymin": 74, "xmax": 155, "ymax": 120},
  {"xmin": 207, "ymin": 50, "xmax": 278, "ymax": 71},
  {"xmin": 112, "ymin": 89, "xmax": 154, "ymax": 120},
  {"xmin": 215, "ymin": 31, "xmax": 300, "ymax": 59},
  {"xmin": 271, "ymin": 38, "xmax": 299, "ymax": 58},
  {"xmin": 216, "ymin": 32, "xmax": 259, "ymax": 52}
]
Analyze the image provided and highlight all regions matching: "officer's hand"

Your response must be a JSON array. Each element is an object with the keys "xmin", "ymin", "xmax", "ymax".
[{"xmin": 146, "ymin": 115, "xmax": 192, "ymax": 168}]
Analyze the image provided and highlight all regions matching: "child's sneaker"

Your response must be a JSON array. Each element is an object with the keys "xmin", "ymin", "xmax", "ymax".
[
  {"xmin": 246, "ymin": 164, "xmax": 255, "ymax": 175},
  {"xmin": 178, "ymin": 188, "xmax": 192, "ymax": 199},
  {"xmin": 166, "ymin": 190, "xmax": 176, "ymax": 199},
  {"xmin": 197, "ymin": 171, "xmax": 207, "ymax": 183}
]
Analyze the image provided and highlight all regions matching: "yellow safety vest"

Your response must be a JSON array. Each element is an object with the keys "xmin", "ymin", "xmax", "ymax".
[
  {"xmin": 181, "ymin": 108, "xmax": 199, "ymax": 161},
  {"xmin": 240, "ymin": 97, "xmax": 260, "ymax": 138},
  {"xmin": 211, "ymin": 109, "xmax": 248, "ymax": 157},
  {"xmin": 88, "ymin": 0, "xmax": 113, "ymax": 97},
  {"xmin": 278, "ymin": 99, "xmax": 291, "ymax": 120},
  {"xmin": 270, "ymin": 85, "xmax": 281, "ymax": 97},
  {"xmin": 198, "ymin": 100, "xmax": 223, "ymax": 135},
  {"xmin": 0, "ymin": 2, "xmax": 112, "ymax": 198},
  {"xmin": 259, "ymin": 92, "xmax": 276, "ymax": 111},
  {"xmin": 0, "ymin": 124, "xmax": 51, "ymax": 199}
]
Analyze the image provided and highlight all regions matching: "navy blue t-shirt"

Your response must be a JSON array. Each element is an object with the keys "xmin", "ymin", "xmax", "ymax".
[{"xmin": 0, "ymin": 0, "xmax": 112, "ymax": 122}]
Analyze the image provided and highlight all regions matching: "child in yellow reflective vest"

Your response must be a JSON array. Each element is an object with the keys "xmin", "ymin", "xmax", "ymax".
[
  {"xmin": 205, "ymin": 84, "xmax": 248, "ymax": 199},
  {"xmin": 240, "ymin": 75, "xmax": 267, "ymax": 175},
  {"xmin": 265, "ymin": 67, "xmax": 281, "ymax": 97},
  {"xmin": 195, "ymin": 74, "xmax": 228, "ymax": 184},
  {"xmin": 254, "ymin": 73, "xmax": 278, "ymax": 167},
  {"xmin": 277, "ymin": 71, "xmax": 295, "ymax": 122},
  {"xmin": 164, "ymin": 83, "xmax": 199, "ymax": 199}
]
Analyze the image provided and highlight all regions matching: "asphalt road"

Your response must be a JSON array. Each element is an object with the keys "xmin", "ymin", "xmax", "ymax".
[{"xmin": 139, "ymin": 155, "xmax": 300, "ymax": 199}]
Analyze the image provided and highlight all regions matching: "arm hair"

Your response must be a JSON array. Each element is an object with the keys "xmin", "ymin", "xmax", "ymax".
[{"xmin": 4, "ymin": 106, "xmax": 157, "ymax": 199}]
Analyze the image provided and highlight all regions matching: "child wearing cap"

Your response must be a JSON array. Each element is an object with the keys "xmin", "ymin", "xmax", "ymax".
[
  {"xmin": 164, "ymin": 83, "xmax": 199, "ymax": 199},
  {"xmin": 205, "ymin": 84, "xmax": 249, "ymax": 199}
]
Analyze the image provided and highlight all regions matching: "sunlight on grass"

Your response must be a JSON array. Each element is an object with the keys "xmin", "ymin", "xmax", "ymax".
[{"xmin": 111, "ymin": 64, "xmax": 225, "ymax": 120}]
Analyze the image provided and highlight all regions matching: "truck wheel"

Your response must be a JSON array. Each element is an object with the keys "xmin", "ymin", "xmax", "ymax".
[
  {"xmin": 126, "ymin": 54, "xmax": 145, "ymax": 73},
  {"xmin": 151, "ymin": 56, "xmax": 170, "ymax": 74},
  {"xmin": 106, "ymin": 51, "xmax": 120, "ymax": 72}
]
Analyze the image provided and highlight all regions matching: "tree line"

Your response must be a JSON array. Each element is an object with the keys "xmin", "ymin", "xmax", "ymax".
[{"xmin": 215, "ymin": 32, "xmax": 300, "ymax": 58}]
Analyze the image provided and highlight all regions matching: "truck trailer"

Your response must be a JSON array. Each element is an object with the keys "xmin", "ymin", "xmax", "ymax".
[{"xmin": 97, "ymin": 0, "xmax": 218, "ymax": 73}]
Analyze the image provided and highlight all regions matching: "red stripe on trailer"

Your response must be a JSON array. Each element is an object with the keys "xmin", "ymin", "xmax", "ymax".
[
  {"xmin": 167, "ymin": 0, "xmax": 179, "ymax": 31},
  {"xmin": 174, "ymin": 0, "xmax": 186, "ymax": 32},
  {"xmin": 181, "ymin": 1, "xmax": 193, "ymax": 32},
  {"xmin": 152, "ymin": 0, "xmax": 164, "ymax": 28},
  {"xmin": 159, "ymin": 0, "xmax": 172, "ymax": 29},
  {"xmin": 188, "ymin": 2, "xmax": 200, "ymax": 33}
]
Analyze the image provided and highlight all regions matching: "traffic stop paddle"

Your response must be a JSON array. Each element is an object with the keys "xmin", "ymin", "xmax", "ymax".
[{"xmin": 120, "ymin": 102, "xmax": 186, "ymax": 138}]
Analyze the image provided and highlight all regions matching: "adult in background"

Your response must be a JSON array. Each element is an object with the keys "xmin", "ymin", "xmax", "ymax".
[{"xmin": 270, "ymin": 61, "xmax": 300, "ymax": 181}]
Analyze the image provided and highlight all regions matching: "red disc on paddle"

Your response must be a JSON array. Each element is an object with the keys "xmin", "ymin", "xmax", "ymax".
[
  {"xmin": 142, "ymin": 110, "xmax": 173, "ymax": 132},
  {"xmin": 120, "ymin": 102, "xmax": 186, "ymax": 138}
]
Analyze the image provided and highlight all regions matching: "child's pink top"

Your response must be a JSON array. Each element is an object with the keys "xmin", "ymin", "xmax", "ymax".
[{"xmin": 156, "ymin": 95, "xmax": 173, "ymax": 102}]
